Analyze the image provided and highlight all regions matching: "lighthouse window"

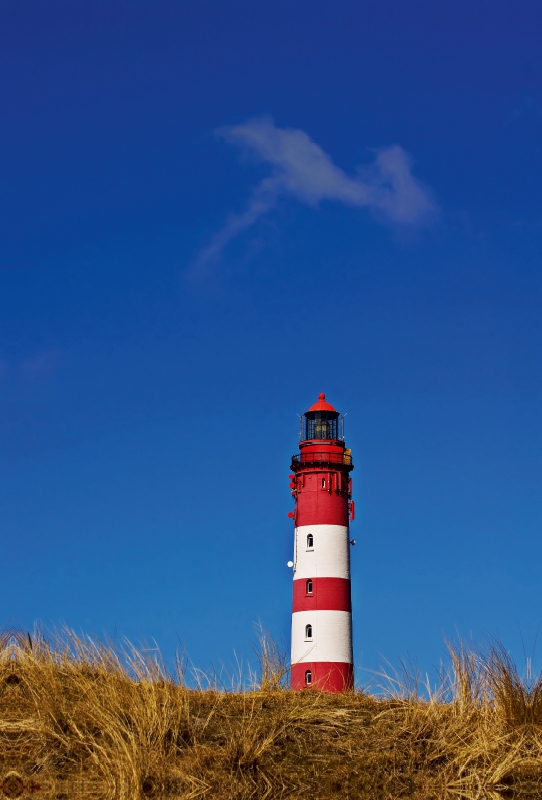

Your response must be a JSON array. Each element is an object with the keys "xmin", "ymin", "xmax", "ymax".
[
  {"xmin": 306, "ymin": 579, "xmax": 313, "ymax": 595},
  {"xmin": 321, "ymin": 478, "xmax": 326, "ymax": 489},
  {"xmin": 305, "ymin": 624, "xmax": 313, "ymax": 640},
  {"xmin": 302, "ymin": 410, "xmax": 341, "ymax": 441},
  {"xmin": 305, "ymin": 670, "xmax": 312, "ymax": 685},
  {"xmin": 306, "ymin": 534, "xmax": 314, "ymax": 550}
]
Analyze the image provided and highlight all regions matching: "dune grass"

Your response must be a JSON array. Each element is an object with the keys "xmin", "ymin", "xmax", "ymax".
[{"xmin": 0, "ymin": 627, "xmax": 538, "ymax": 799}]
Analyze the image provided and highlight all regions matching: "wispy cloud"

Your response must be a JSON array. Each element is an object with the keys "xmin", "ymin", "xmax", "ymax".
[
  {"xmin": 189, "ymin": 116, "xmax": 438, "ymax": 278},
  {"xmin": 18, "ymin": 349, "xmax": 63, "ymax": 381},
  {"xmin": 0, "ymin": 349, "xmax": 64, "ymax": 392}
]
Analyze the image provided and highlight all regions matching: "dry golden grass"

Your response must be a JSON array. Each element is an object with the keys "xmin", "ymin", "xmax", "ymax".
[{"xmin": 0, "ymin": 627, "xmax": 539, "ymax": 799}]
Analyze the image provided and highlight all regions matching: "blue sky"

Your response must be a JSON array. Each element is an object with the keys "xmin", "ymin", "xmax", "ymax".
[{"xmin": 1, "ymin": 0, "xmax": 542, "ymax": 684}]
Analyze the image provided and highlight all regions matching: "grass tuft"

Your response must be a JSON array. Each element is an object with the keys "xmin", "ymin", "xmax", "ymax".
[{"xmin": 0, "ymin": 627, "xmax": 538, "ymax": 798}]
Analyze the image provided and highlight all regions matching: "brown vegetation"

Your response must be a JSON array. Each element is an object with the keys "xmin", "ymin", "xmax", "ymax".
[{"xmin": 0, "ymin": 627, "xmax": 539, "ymax": 799}]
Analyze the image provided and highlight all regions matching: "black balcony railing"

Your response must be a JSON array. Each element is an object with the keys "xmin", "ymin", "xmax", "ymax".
[{"xmin": 291, "ymin": 451, "xmax": 353, "ymax": 469}]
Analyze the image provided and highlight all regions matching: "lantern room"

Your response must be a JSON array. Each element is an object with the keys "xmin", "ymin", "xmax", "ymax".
[{"xmin": 300, "ymin": 393, "xmax": 344, "ymax": 442}]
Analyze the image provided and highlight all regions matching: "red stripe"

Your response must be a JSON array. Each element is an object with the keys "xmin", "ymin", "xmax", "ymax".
[
  {"xmin": 292, "ymin": 577, "xmax": 351, "ymax": 612},
  {"xmin": 291, "ymin": 662, "xmax": 353, "ymax": 692},
  {"xmin": 295, "ymin": 475, "xmax": 349, "ymax": 527}
]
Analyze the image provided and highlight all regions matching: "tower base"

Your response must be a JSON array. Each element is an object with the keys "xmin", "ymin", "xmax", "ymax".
[{"xmin": 291, "ymin": 662, "xmax": 353, "ymax": 692}]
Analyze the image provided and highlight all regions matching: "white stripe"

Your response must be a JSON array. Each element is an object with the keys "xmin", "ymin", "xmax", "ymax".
[
  {"xmin": 294, "ymin": 524, "xmax": 350, "ymax": 580},
  {"xmin": 291, "ymin": 610, "xmax": 353, "ymax": 664}
]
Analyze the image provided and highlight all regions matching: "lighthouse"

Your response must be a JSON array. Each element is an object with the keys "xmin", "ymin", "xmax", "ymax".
[{"xmin": 289, "ymin": 393, "xmax": 354, "ymax": 692}]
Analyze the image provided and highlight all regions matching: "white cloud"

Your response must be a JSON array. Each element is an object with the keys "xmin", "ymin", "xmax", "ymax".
[{"xmin": 190, "ymin": 117, "xmax": 437, "ymax": 277}]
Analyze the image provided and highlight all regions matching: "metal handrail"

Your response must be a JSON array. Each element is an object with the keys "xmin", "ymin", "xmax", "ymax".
[{"xmin": 291, "ymin": 452, "xmax": 353, "ymax": 467}]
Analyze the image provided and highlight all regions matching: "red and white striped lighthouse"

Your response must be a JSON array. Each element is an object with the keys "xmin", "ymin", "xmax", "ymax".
[{"xmin": 289, "ymin": 393, "xmax": 354, "ymax": 692}]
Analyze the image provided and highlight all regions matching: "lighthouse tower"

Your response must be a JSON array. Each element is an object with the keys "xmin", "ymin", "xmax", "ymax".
[{"xmin": 289, "ymin": 393, "xmax": 354, "ymax": 692}]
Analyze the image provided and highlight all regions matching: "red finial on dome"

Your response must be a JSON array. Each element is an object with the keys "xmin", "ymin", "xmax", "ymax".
[{"xmin": 308, "ymin": 393, "xmax": 337, "ymax": 413}]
